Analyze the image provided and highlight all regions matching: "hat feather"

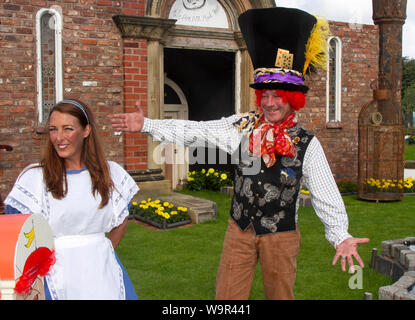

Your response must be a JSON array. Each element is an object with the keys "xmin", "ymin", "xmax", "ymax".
[{"xmin": 303, "ymin": 17, "xmax": 331, "ymax": 75}]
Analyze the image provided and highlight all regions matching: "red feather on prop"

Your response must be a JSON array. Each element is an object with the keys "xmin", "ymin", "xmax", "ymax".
[{"xmin": 14, "ymin": 247, "xmax": 56, "ymax": 295}]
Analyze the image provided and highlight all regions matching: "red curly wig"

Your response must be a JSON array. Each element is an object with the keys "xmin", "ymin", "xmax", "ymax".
[{"xmin": 255, "ymin": 89, "xmax": 306, "ymax": 111}]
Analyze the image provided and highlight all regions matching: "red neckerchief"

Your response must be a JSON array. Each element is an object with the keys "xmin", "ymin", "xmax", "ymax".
[{"xmin": 249, "ymin": 113, "xmax": 297, "ymax": 168}]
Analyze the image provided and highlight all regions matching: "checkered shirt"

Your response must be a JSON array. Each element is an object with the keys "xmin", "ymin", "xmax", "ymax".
[{"xmin": 142, "ymin": 114, "xmax": 352, "ymax": 247}]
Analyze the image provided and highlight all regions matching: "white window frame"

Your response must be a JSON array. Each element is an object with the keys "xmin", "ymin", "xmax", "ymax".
[
  {"xmin": 36, "ymin": 7, "xmax": 63, "ymax": 123},
  {"xmin": 326, "ymin": 36, "xmax": 342, "ymax": 123}
]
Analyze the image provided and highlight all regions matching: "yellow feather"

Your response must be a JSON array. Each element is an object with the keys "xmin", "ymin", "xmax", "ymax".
[{"xmin": 303, "ymin": 17, "xmax": 332, "ymax": 75}]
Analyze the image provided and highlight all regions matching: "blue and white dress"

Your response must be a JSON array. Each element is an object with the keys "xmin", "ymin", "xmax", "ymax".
[{"xmin": 4, "ymin": 161, "xmax": 139, "ymax": 300}]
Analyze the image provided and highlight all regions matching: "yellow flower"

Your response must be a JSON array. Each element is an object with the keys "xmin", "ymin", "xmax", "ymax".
[
  {"xmin": 132, "ymin": 201, "xmax": 138, "ymax": 206},
  {"xmin": 141, "ymin": 200, "xmax": 146, "ymax": 204},
  {"xmin": 201, "ymin": 169, "xmax": 206, "ymax": 174},
  {"xmin": 208, "ymin": 168, "xmax": 215, "ymax": 174},
  {"xmin": 147, "ymin": 198, "xmax": 152, "ymax": 202},
  {"xmin": 192, "ymin": 171, "xmax": 196, "ymax": 175},
  {"xmin": 214, "ymin": 172, "xmax": 219, "ymax": 177},
  {"xmin": 163, "ymin": 202, "xmax": 169, "ymax": 207},
  {"xmin": 164, "ymin": 213, "xmax": 170, "ymax": 219},
  {"xmin": 171, "ymin": 211, "xmax": 178, "ymax": 215},
  {"xmin": 168, "ymin": 204, "xmax": 174, "ymax": 209},
  {"xmin": 187, "ymin": 177, "xmax": 194, "ymax": 182},
  {"xmin": 178, "ymin": 207, "xmax": 188, "ymax": 212},
  {"xmin": 220, "ymin": 173, "xmax": 227, "ymax": 180},
  {"xmin": 300, "ymin": 189, "xmax": 310, "ymax": 194}
]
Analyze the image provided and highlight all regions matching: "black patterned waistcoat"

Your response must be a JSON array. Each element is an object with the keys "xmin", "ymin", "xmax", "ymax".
[{"xmin": 230, "ymin": 124, "xmax": 314, "ymax": 235}]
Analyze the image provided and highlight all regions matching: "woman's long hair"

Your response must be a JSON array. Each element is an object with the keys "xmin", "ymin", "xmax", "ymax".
[{"xmin": 40, "ymin": 100, "xmax": 113, "ymax": 208}]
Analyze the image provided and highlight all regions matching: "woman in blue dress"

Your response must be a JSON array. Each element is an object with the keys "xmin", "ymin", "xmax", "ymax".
[{"xmin": 5, "ymin": 99, "xmax": 138, "ymax": 300}]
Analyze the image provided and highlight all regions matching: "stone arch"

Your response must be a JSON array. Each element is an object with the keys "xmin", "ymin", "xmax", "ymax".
[{"xmin": 147, "ymin": 0, "xmax": 275, "ymax": 26}]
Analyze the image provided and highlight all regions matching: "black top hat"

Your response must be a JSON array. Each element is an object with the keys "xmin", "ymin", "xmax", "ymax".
[{"xmin": 238, "ymin": 7, "xmax": 330, "ymax": 93}]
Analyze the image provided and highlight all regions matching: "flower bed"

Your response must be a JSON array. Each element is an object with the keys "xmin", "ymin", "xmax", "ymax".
[
  {"xmin": 185, "ymin": 168, "xmax": 232, "ymax": 191},
  {"xmin": 363, "ymin": 177, "xmax": 414, "ymax": 194},
  {"xmin": 130, "ymin": 199, "xmax": 191, "ymax": 230}
]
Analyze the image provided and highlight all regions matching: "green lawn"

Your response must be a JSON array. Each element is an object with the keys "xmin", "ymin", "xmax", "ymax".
[
  {"xmin": 116, "ymin": 191, "xmax": 415, "ymax": 300},
  {"xmin": 405, "ymin": 143, "xmax": 415, "ymax": 160}
]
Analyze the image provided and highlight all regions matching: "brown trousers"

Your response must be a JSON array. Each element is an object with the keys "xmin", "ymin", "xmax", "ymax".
[{"xmin": 216, "ymin": 218, "xmax": 301, "ymax": 300}]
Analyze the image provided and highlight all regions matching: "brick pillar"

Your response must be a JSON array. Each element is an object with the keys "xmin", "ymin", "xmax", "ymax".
[
  {"xmin": 113, "ymin": 14, "xmax": 176, "ymax": 171},
  {"xmin": 123, "ymin": 38, "xmax": 149, "ymax": 170}
]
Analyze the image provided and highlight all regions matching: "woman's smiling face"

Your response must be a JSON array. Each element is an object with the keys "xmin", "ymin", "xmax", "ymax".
[{"xmin": 48, "ymin": 111, "xmax": 90, "ymax": 169}]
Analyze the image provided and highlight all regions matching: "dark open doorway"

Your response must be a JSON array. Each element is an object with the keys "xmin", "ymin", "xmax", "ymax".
[{"xmin": 164, "ymin": 48, "xmax": 235, "ymax": 173}]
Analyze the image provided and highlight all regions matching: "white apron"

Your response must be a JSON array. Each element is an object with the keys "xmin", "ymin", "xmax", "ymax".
[
  {"xmin": 46, "ymin": 233, "xmax": 124, "ymax": 300},
  {"xmin": 5, "ymin": 161, "xmax": 139, "ymax": 300}
]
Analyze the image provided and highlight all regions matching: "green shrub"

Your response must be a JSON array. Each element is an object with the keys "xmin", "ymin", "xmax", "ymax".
[{"xmin": 185, "ymin": 168, "xmax": 233, "ymax": 191}]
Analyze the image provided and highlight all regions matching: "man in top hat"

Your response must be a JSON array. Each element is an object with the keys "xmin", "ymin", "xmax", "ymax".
[{"xmin": 111, "ymin": 7, "xmax": 369, "ymax": 300}]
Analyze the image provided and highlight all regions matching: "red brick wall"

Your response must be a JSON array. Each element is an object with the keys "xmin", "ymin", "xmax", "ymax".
[
  {"xmin": 0, "ymin": 3, "xmax": 379, "ymax": 198},
  {"xmin": 299, "ymin": 21, "xmax": 379, "ymax": 182},
  {"xmin": 122, "ymin": 38, "xmax": 149, "ymax": 170},
  {"xmin": 0, "ymin": 0, "xmax": 149, "ymax": 197}
]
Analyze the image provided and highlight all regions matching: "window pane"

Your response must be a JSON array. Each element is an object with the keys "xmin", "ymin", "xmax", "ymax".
[
  {"xmin": 40, "ymin": 13, "xmax": 56, "ymax": 123},
  {"xmin": 328, "ymin": 38, "xmax": 337, "ymax": 122}
]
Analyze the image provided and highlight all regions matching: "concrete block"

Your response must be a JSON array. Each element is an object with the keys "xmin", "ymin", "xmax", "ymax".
[
  {"xmin": 379, "ymin": 285, "xmax": 399, "ymax": 300},
  {"xmin": 404, "ymin": 271, "xmax": 415, "ymax": 277},
  {"xmin": 220, "ymin": 186, "xmax": 234, "ymax": 196},
  {"xmin": 394, "ymin": 289, "xmax": 410, "ymax": 300},
  {"xmin": 392, "ymin": 244, "xmax": 407, "ymax": 261},
  {"xmin": 393, "ymin": 275, "xmax": 415, "ymax": 290},
  {"xmin": 407, "ymin": 254, "xmax": 415, "ymax": 270},
  {"xmin": 132, "ymin": 180, "xmax": 171, "ymax": 201},
  {"xmin": 381, "ymin": 240, "xmax": 395, "ymax": 257},
  {"xmin": 400, "ymin": 250, "xmax": 415, "ymax": 266},
  {"xmin": 189, "ymin": 209, "xmax": 215, "ymax": 224},
  {"xmin": 160, "ymin": 192, "xmax": 217, "ymax": 225},
  {"xmin": 401, "ymin": 293, "xmax": 415, "ymax": 300},
  {"xmin": 298, "ymin": 194, "xmax": 312, "ymax": 207}
]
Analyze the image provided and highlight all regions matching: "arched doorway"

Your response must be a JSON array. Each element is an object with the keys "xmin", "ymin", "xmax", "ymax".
[{"xmin": 163, "ymin": 77, "xmax": 189, "ymax": 189}]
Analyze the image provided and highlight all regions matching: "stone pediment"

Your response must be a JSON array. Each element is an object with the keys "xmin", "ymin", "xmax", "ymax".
[{"xmin": 113, "ymin": 15, "xmax": 176, "ymax": 41}]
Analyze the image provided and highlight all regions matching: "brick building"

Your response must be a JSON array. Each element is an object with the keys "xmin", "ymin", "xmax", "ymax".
[{"xmin": 0, "ymin": 0, "xmax": 378, "ymax": 198}]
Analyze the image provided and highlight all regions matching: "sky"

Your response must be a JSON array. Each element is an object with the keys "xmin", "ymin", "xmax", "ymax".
[{"xmin": 275, "ymin": 0, "xmax": 415, "ymax": 59}]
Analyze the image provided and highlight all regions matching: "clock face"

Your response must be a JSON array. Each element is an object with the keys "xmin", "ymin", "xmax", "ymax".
[
  {"xmin": 183, "ymin": 0, "xmax": 206, "ymax": 10},
  {"xmin": 169, "ymin": 0, "xmax": 229, "ymax": 28}
]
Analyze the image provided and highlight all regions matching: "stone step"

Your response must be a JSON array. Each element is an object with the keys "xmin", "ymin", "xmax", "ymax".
[
  {"xmin": 156, "ymin": 192, "xmax": 217, "ymax": 225},
  {"xmin": 132, "ymin": 180, "xmax": 171, "ymax": 201}
]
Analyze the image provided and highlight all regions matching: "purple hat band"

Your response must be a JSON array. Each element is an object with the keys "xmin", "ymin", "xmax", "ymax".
[{"xmin": 254, "ymin": 71, "xmax": 304, "ymax": 86}]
